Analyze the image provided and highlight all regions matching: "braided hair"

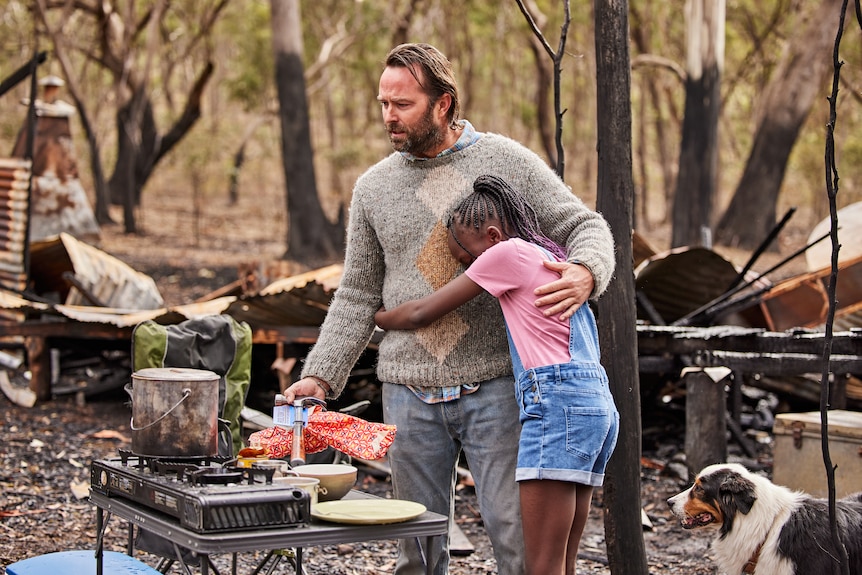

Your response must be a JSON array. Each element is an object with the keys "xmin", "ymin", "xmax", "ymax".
[{"xmin": 449, "ymin": 175, "xmax": 567, "ymax": 260}]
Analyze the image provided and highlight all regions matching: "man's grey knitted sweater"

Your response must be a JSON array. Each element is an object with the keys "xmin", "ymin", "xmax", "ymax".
[{"xmin": 302, "ymin": 132, "xmax": 615, "ymax": 397}]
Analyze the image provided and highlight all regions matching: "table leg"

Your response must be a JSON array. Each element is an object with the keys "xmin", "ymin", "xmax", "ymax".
[
  {"xmin": 127, "ymin": 523, "xmax": 134, "ymax": 555},
  {"xmin": 426, "ymin": 536, "xmax": 433, "ymax": 575},
  {"xmin": 95, "ymin": 508, "xmax": 104, "ymax": 575}
]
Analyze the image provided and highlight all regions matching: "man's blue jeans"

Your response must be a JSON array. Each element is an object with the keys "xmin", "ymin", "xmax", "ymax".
[{"xmin": 383, "ymin": 378, "xmax": 525, "ymax": 575}]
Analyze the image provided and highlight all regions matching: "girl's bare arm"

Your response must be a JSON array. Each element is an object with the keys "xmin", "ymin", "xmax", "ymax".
[{"xmin": 375, "ymin": 273, "xmax": 485, "ymax": 330}]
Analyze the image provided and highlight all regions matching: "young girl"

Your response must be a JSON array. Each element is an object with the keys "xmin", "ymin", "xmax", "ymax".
[{"xmin": 374, "ymin": 174, "xmax": 619, "ymax": 575}]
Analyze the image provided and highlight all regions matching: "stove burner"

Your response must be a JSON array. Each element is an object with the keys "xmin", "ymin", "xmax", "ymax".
[
  {"xmin": 185, "ymin": 466, "xmax": 245, "ymax": 485},
  {"xmin": 117, "ymin": 448, "xmax": 229, "ymax": 471},
  {"xmin": 91, "ymin": 451, "xmax": 310, "ymax": 532}
]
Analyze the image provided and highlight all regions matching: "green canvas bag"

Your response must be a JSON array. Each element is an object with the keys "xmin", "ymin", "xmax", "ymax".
[{"xmin": 131, "ymin": 314, "xmax": 252, "ymax": 457}]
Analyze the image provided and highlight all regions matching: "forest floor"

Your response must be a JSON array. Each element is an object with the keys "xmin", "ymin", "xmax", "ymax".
[
  {"xmin": 2, "ymin": 388, "xmax": 762, "ymax": 575},
  {"xmin": 0, "ymin": 181, "xmax": 809, "ymax": 574}
]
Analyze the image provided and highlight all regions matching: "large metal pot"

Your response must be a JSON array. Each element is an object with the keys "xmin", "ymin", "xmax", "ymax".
[{"xmin": 128, "ymin": 367, "xmax": 220, "ymax": 457}]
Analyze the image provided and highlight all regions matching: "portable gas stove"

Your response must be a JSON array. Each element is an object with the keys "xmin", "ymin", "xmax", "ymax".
[{"xmin": 90, "ymin": 449, "xmax": 310, "ymax": 533}]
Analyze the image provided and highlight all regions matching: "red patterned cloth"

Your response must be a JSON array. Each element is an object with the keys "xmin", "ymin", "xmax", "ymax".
[{"xmin": 249, "ymin": 408, "xmax": 396, "ymax": 460}]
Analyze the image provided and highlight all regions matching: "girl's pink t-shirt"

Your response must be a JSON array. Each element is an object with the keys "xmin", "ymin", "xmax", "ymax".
[{"xmin": 464, "ymin": 238, "xmax": 570, "ymax": 370}]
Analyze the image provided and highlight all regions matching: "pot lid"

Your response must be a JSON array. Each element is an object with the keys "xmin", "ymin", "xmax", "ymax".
[{"xmin": 133, "ymin": 367, "xmax": 219, "ymax": 380}]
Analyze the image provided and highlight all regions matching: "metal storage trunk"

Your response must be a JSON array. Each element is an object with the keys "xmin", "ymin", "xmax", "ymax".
[{"xmin": 772, "ymin": 409, "xmax": 862, "ymax": 498}]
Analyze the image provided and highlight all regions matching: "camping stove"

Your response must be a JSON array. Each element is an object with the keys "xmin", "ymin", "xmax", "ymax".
[{"xmin": 90, "ymin": 450, "xmax": 310, "ymax": 533}]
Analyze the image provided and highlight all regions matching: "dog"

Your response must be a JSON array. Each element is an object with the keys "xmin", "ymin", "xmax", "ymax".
[{"xmin": 667, "ymin": 462, "xmax": 862, "ymax": 575}]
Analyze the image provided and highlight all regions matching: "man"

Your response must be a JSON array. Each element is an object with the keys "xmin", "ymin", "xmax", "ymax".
[{"xmin": 283, "ymin": 43, "xmax": 615, "ymax": 575}]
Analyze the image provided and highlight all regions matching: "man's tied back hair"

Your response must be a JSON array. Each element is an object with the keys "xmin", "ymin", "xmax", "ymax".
[
  {"xmin": 450, "ymin": 175, "xmax": 567, "ymax": 260},
  {"xmin": 385, "ymin": 43, "xmax": 461, "ymax": 129}
]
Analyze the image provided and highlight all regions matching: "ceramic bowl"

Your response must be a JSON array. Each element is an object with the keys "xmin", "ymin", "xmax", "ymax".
[{"xmin": 293, "ymin": 463, "xmax": 357, "ymax": 501}]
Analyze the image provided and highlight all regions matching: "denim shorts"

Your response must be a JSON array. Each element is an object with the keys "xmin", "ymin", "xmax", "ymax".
[{"xmin": 514, "ymin": 361, "xmax": 619, "ymax": 486}]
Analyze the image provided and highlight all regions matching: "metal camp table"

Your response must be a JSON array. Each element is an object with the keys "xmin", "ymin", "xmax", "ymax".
[{"xmin": 90, "ymin": 490, "xmax": 448, "ymax": 575}]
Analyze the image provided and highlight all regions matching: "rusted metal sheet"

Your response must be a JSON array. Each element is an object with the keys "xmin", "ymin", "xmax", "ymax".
[
  {"xmin": 227, "ymin": 264, "xmax": 341, "ymax": 327},
  {"xmin": 16, "ymin": 264, "xmax": 343, "ymax": 330},
  {"xmin": 805, "ymin": 201, "xmax": 862, "ymax": 271},
  {"xmin": 741, "ymin": 253, "xmax": 862, "ymax": 332},
  {"xmin": 29, "ymin": 233, "xmax": 164, "ymax": 310},
  {"xmin": 804, "ymin": 201, "xmax": 862, "ymax": 331},
  {"xmin": 634, "ymin": 246, "xmax": 764, "ymax": 325},
  {"xmin": 257, "ymin": 263, "xmax": 342, "ymax": 296},
  {"xmin": 0, "ymin": 158, "xmax": 31, "ymax": 292},
  {"xmin": 0, "ymin": 286, "xmax": 50, "ymax": 323},
  {"xmin": 11, "ymin": 102, "xmax": 100, "ymax": 243},
  {"xmin": 54, "ymin": 296, "xmax": 236, "ymax": 328}
]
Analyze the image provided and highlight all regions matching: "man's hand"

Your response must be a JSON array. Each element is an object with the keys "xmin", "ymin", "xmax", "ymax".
[
  {"xmin": 533, "ymin": 261, "xmax": 595, "ymax": 321},
  {"xmin": 282, "ymin": 377, "xmax": 329, "ymax": 404}
]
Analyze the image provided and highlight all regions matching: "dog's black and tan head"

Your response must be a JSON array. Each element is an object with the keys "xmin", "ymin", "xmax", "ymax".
[{"xmin": 667, "ymin": 463, "xmax": 758, "ymax": 537}]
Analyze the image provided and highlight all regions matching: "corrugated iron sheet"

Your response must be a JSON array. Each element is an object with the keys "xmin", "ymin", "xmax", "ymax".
[
  {"xmin": 1, "ymin": 263, "xmax": 342, "ymax": 331},
  {"xmin": 803, "ymin": 201, "xmax": 862, "ymax": 332},
  {"xmin": 747, "ymin": 253, "xmax": 862, "ymax": 331},
  {"xmin": 29, "ymin": 233, "xmax": 164, "ymax": 310},
  {"xmin": 0, "ymin": 158, "xmax": 31, "ymax": 292},
  {"xmin": 231, "ymin": 264, "xmax": 342, "ymax": 327},
  {"xmin": 635, "ymin": 247, "xmax": 756, "ymax": 325},
  {"xmin": 54, "ymin": 296, "xmax": 236, "ymax": 327},
  {"xmin": 10, "ymin": 108, "xmax": 101, "ymax": 243}
]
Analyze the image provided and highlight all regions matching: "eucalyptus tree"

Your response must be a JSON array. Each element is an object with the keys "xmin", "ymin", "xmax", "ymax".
[
  {"xmin": 34, "ymin": 0, "xmax": 229, "ymax": 233},
  {"xmin": 671, "ymin": 0, "xmax": 725, "ymax": 248},
  {"xmin": 715, "ymin": 0, "xmax": 850, "ymax": 249},
  {"xmin": 269, "ymin": 0, "xmax": 344, "ymax": 265}
]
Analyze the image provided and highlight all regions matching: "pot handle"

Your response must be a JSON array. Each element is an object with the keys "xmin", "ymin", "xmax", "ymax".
[
  {"xmin": 130, "ymin": 388, "xmax": 192, "ymax": 431},
  {"xmin": 218, "ymin": 418, "xmax": 233, "ymax": 457}
]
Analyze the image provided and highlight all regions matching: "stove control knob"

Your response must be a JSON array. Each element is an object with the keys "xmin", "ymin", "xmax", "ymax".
[{"xmin": 100, "ymin": 470, "xmax": 108, "ymax": 487}]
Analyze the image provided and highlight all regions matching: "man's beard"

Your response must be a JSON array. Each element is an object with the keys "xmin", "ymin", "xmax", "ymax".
[{"xmin": 386, "ymin": 104, "xmax": 446, "ymax": 156}]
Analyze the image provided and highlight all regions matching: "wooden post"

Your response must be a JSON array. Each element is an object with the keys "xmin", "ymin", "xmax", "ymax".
[
  {"xmin": 25, "ymin": 335, "xmax": 50, "ymax": 401},
  {"xmin": 684, "ymin": 369, "xmax": 728, "ymax": 477}
]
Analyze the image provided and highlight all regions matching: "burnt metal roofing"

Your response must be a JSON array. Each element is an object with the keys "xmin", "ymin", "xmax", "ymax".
[{"xmin": 0, "ymin": 158, "xmax": 31, "ymax": 293}]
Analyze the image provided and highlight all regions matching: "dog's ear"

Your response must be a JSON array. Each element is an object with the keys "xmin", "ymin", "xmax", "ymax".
[
  {"xmin": 719, "ymin": 472, "xmax": 757, "ymax": 515},
  {"xmin": 715, "ymin": 472, "xmax": 757, "ymax": 537}
]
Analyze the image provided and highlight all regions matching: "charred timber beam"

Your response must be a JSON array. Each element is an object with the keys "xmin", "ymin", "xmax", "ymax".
[
  {"xmin": 749, "ymin": 373, "xmax": 849, "ymax": 407},
  {"xmin": 638, "ymin": 350, "xmax": 862, "ymax": 377},
  {"xmin": 637, "ymin": 325, "xmax": 862, "ymax": 356},
  {"xmin": 0, "ymin": 321, "xmax": 381, "ymax": 401},
  {"xmin": 0, "ymin": 320, "xmax": 132, "ymax": 339},
  {"xmin": 638, "ymin": 350, "xmax": 861, "ymax": 377},
  {"xmin": 637, "ymin": 355, "xmax": 680, "ymax": 373},
  {"xmin": 687, "ymin": 350, "xmax": 862, "ymax": 376},
  {"xmin": 0, "ymin": 321, "xmax": 133, "ymax": 400}
]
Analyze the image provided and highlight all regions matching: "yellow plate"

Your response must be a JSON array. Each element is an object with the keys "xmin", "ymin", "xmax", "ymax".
[{"xmin": 311, "ymin": 499, "xmax": 427, "ymax": 525}]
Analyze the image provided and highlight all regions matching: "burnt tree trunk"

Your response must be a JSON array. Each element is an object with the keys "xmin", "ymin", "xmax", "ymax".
[
  {"xmin": 83, "ymin": 114, "xmax": 112, "ymax": 225},
  {"xmin": 109, "ymin": 63, "xmax": 214, "ymax": 232},
  {"xmin": 715, "ymin": 0, "xmax": 846, "ymax": 249},
  {"xmin": 594, "ymin": 0, "xmax": 648, "ymax": 574},
  {"xmin": 110, "ymin": 90, "xmax": 156, "ymax": 223},
  {"xmin": 671, "ymin": 0, "xmax": 724, "ymax": 248},
  {"xmin": 270, "ymin": 0, "xmax": 343, "ymax": 266}
]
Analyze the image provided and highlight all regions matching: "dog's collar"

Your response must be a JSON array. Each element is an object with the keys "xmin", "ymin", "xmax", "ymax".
[{"xmin": 742, "ymin": 543, "xmax": 763, "ymax": 574}]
